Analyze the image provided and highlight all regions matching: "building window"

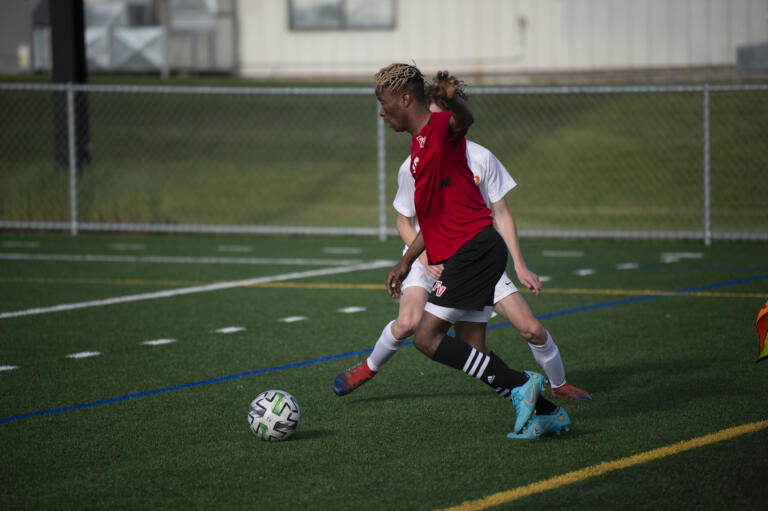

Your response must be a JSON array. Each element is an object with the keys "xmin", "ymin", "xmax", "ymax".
[{"xmin": 289, "ymin": 0, "xmax": 395, "ymax": 30}]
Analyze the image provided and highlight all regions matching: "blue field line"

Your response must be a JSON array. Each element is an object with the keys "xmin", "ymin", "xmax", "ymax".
[
  {"xmin": 0, "ymin": 349, "xmax": 374, "ymax": 425},
  {"xmin": 3, "ymin": 273, "xmax": 767, "ymax": 426},
  {"xmin": 488, "ymin": 273, "xmax": 768, "ymax": 330}
]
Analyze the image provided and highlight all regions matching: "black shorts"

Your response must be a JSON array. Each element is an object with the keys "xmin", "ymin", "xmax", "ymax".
[{"xmin": 427, "ymin": 226, "xmax": 507, "ymax": 311}]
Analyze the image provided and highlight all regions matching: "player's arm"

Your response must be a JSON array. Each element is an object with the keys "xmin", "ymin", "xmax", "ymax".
[
  {"xmin": 491, "ymin": 198, "xmax": 542, "ymax": 296},
  {"xmin": 396, "ymin": 213, "xmax": 443, "ymax": 280},
  {"xmin": 396, "ymin": 213, "xmax": 430, "ymax": 267},
  {"xmin": 432, "ymin": 70, "xmax": 473, "ymax": 134},
  {"xmin": 387, "ymin": 231, "xmax": 425, "ymax": 298}
]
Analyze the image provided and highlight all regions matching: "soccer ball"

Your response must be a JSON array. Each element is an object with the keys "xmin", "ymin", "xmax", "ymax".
[{"xmin": 248, "ymin": 389, "xmax": 301, "ymax": 441}]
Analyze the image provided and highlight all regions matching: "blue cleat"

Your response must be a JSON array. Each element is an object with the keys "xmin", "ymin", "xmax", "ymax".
[
  {"xmin": 506, "ymin": 407, "xmax": 571, "ymax": 439},
  {"xmin": 509, "ymin": 371, "xmax": 546, "ymax": 433}
]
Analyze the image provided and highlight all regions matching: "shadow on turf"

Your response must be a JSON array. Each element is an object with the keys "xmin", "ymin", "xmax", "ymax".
[
  {"xmin": 563, "ymin": 354, "xmax": 746, "ymax": 418},
  {"xmin": 343, "ymin": 390, "xmax": 489, "ymax": 404},
  {"xmin": 292, "ymin": 429, "xmax": 336, "ymax": 441}
]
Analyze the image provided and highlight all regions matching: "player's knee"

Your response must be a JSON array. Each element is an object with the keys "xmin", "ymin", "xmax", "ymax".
[
  {"xmin": 519, "ymin": 319, "xmax": 546, "ymax": 344},
  {"xmin": 413, "ymin": 330, "xmax": 440, "ymax": 358},
  {"xmin": 393, "ymin": 313, "xmax": 420, "ymax": 338}
]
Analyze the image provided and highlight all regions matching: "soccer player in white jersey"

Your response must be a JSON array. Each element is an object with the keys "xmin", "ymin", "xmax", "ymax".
[{"xmin": 333, "ymin": 84, "xmax": 590, "ymax": 402}]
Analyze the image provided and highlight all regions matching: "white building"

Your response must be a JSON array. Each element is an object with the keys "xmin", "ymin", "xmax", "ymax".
[
  {"xmin": 238, "ymin": 0, "xmax": 768, "ymax": 83},
  {"xmin": 2, "ymin": 0, "xmax": 766, "ymax": 82}
]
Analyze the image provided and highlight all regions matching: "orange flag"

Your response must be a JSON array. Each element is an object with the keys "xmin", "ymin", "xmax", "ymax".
[{"xmin": 758, "ymin": 300, "xmax": 768, "ymax": 363}]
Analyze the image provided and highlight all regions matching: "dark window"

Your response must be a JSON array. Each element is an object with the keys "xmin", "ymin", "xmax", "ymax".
[{"xmin": 289, "ymin": 0, "xmax": 396, "ymax": 30}]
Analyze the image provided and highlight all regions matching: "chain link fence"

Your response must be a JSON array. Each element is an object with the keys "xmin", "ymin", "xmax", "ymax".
[{"xmin": 1, "ymin": 82, "xmax": 766, "ymax": 243}]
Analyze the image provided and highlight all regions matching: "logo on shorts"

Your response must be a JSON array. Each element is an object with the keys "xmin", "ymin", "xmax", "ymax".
[{"xmin": 432, "ymin": 280, "xmax": 447, "ymax": 297}]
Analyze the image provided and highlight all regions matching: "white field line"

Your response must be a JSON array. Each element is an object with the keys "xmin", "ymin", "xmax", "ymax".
[
  {"xmin": 141, "ymin": 339, "xmax": 177, "ymax": 346},
  {"xmin": 280, "ymin": 316, "xmax": 308, "ymax": 323},
  {"xmin": 542, "ymin": 250, "xmax": 584, "ymax": 257},
  {"xmin": 0, "ymin": 260, "xmax": 394, "ymax": 320},
  {"xmin": 2, "ymin": 241, "xmax": 40, "ymax": 248},
  {"xmin": 337, "ymin": 306, "xmax": 367, "ymax": 314},
  {"xmin": 108, "ymin": 243, "xmax": 146, "ymax": 251},
  {"xmin": 323, "ymin": 247, "xmax": 362, "ymax": 254},
  {"xmin": 215, "ymin": 326, "xmax": 246, "ymax": 334},
  {"xmin": 0, "ymin": 252, "xmax": 368, "ymax": 267},
  {"xmin": 65, "ymin": 351, "xmax": 101, "ymax": 359}
]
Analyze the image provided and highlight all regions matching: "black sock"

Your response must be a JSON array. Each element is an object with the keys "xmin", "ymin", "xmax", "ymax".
[
  {"xmin": 535, "ymin": 397, "xmax": 558, "ymax": 415},
  {"xmin": 432, "ymin": 337, "xmax": 528, "ymax": 391}
]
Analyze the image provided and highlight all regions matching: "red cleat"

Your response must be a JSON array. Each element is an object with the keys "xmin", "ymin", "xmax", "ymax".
[
  {"xmin": 332, "ymin": 360, "xmax": 377, "ymax": 396},
  {"xmin": 551, "ymin": 383, "xmax": 592, "ymax": 401}
]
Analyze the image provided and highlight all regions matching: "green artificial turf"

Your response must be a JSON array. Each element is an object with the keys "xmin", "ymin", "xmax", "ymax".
[{"xmin": 1, "ymin": 233, "xmax": 767, "ymax": 510}]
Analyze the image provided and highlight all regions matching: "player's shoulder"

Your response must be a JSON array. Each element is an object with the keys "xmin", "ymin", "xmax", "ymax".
[
  {"xmin": 466, "ymin": 140, "xmax": 494, "ymax": 169},
  {"xmin": 398, "ymin": 155, "xmax": 411, "ymax": 173},
  {"xmin": 466, "ymin": 139, "xmax": 490, "ymax": 154}
]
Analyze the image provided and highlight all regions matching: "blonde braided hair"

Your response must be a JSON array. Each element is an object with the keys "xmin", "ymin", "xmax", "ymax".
[{"xmin": 374, "ymin": 63, "xmax": 427, "ymax": 102}]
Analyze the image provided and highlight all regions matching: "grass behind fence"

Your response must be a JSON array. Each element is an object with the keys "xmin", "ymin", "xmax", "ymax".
[{"xmin": 1, "ymin": 82, "xmax": 766, "ymax": 233}]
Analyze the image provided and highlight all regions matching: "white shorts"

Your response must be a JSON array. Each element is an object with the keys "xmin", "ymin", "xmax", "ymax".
[
  {"xmin": 493, "ymin": 272, "xmax": 519, "ymax": 303},
  {"xmin": 424, "ymin": 303, "xmax": 495, "ymax": 324},
  {"xmin": 401, "ymin": 258, "xmax": 435, "ymax": 292},
  {"xmin": 402, "ymin": 259, "xmax": 519, "ymax": 304}
]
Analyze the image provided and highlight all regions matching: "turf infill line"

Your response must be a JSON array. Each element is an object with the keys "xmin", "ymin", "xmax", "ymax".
[
  {"xmin": 0, "ymin": 260, "xmax": 394, "ymax": 319},
  {"xmin": 0, "ymin": 252, "xmax": 371, "ymax": 266},
  {"xmin": 439, "ymin": 419, "xmax": 768, "ymax": 511}
]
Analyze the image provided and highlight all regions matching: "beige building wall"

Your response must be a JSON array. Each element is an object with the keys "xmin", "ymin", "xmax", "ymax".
[{"xmin": 237, "ymin": 0, "xmax": 768, "ymax": 81}]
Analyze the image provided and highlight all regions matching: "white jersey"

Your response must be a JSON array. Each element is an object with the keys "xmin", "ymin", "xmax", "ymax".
[
  {"xmin": 392, "ymin": 140, "xmax": 516, "ymax": 224},
  {"xmin": 393, "ymin": 140, "xmax": 520, "ymax": 304}
]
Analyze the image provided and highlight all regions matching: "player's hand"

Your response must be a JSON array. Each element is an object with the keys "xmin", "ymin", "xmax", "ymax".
[
  {"xmin": 426, "ymin": 263, "xmax": 444, "ymax": 280},
  {"xmin": 386, "ymin": 260, "xmax": 411, "ymax": 298},
  {"xmin": 516, "ymin": 266, "xmax": 542, "ymax": 297},
  {"xmin": 431, "ymin": 70, "xmax": 458, "ymax": 102}
]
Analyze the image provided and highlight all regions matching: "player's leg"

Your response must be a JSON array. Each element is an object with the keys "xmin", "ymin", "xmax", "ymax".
[
  {"xmin": 453, "ymin": 320, "xmax": 489, "ymax": 354},
  {"xmin": 453, "ymin": 315, "xmax": 563, "ymax": 430},
  {"xmin": 494, "ymin": 287, "xmax": 591, "ymax": 401},
  {"xmin": 333, "ymin": 262, "xmax": 432, "ymax": 396},
  {"xmin": 367, "ymin": 285, "xmax": 428, "ymax": 371},
  {"xmin": 415, "ymin": 307, "xmax": 551, "ymax": 433}
]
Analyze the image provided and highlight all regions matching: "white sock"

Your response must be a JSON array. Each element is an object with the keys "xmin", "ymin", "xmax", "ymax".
[
  {"xmin": 366, "ymin": 320, "xmax": 405, "ymax": 372},
  {"xmin": 528, "ymin": 331, "xmax": 566, "ymax": 388}
]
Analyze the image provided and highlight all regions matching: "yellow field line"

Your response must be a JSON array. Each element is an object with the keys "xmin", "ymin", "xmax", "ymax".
[
  {"xmin": 438, "ymin": 419, "xmax": 768, "ymax": 511},
  {"xmin": 1, "ymin": 277, "xmax": 763, "ymax": 299}
]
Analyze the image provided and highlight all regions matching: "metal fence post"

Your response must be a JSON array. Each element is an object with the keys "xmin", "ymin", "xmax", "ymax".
[
  {"xmin": 67, "ymin": 83, "xmax": 79, "ymax": 236},
  {"xmin": 376, "ymin": 102, "xmax": 387, "ymax": 241},
  {"xmin": 702, "ymin": 84, "xmax": 711, "ymax": 246}
]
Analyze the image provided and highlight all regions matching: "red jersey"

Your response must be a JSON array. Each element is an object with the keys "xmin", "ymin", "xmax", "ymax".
[{"xmin": 410, "ymin": 110, "xmax": 493, "ymax": 263}]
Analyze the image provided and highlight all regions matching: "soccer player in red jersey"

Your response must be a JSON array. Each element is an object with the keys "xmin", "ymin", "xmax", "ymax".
[
  {"xmin": 374, "ymin": 63, "xmax": 571, "ymax": 438},
  {"xmin": 333, "ymin": 84, "xmax": 590, "ymax": 402}
]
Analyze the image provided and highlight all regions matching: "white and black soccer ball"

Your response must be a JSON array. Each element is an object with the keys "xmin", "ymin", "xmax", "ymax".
[{"xmin": 248, "ymin": 389, "xmax": 301, "ymax": 441}]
